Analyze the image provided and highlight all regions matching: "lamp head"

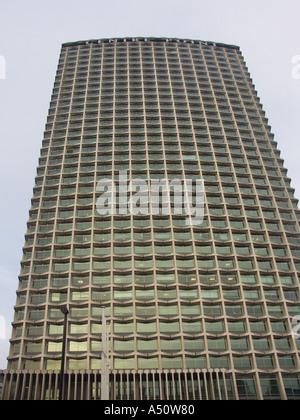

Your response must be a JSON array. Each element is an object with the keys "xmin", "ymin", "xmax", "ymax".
[{"xmin": 60, "ymin": 306, "xmax": 69, "ymax": 315}]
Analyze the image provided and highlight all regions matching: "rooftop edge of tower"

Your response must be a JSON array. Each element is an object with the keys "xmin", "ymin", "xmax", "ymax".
[{"xmin": 61, "ymin": 37, "xmax": 240, "ymax": 51}]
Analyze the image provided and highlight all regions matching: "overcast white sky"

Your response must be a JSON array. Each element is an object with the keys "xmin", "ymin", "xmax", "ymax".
[{"xmin": 0, "ymin": 0, "xmax": 299, "ymax": 368}]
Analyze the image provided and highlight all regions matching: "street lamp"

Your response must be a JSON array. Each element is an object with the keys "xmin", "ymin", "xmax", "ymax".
[
  {"xmin": 59, "ymin": 306, "xmax": 69, "ymax": 400},
  {"xmin": 101, "ymin": 307, "xmax": 110, "ymax": 400}
]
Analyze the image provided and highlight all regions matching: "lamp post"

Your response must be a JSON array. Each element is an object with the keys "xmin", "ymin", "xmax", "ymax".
[
  {"xmin": 59, "ymin": 306, "xmax": 69, "ymax": 400},
  {"xmin": 101, "ymin": 307, "xmax": 110, "ymax": 400}
]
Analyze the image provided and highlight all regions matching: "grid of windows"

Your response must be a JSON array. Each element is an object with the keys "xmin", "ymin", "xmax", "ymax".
[{"xmin": 6, "ymin": 37, "xmax": 300, "ymax": 400}]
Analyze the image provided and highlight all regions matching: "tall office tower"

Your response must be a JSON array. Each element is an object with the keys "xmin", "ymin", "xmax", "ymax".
[{"xmin": 1, "ymin": 37, "xmax": 300, "ymax": 400}]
